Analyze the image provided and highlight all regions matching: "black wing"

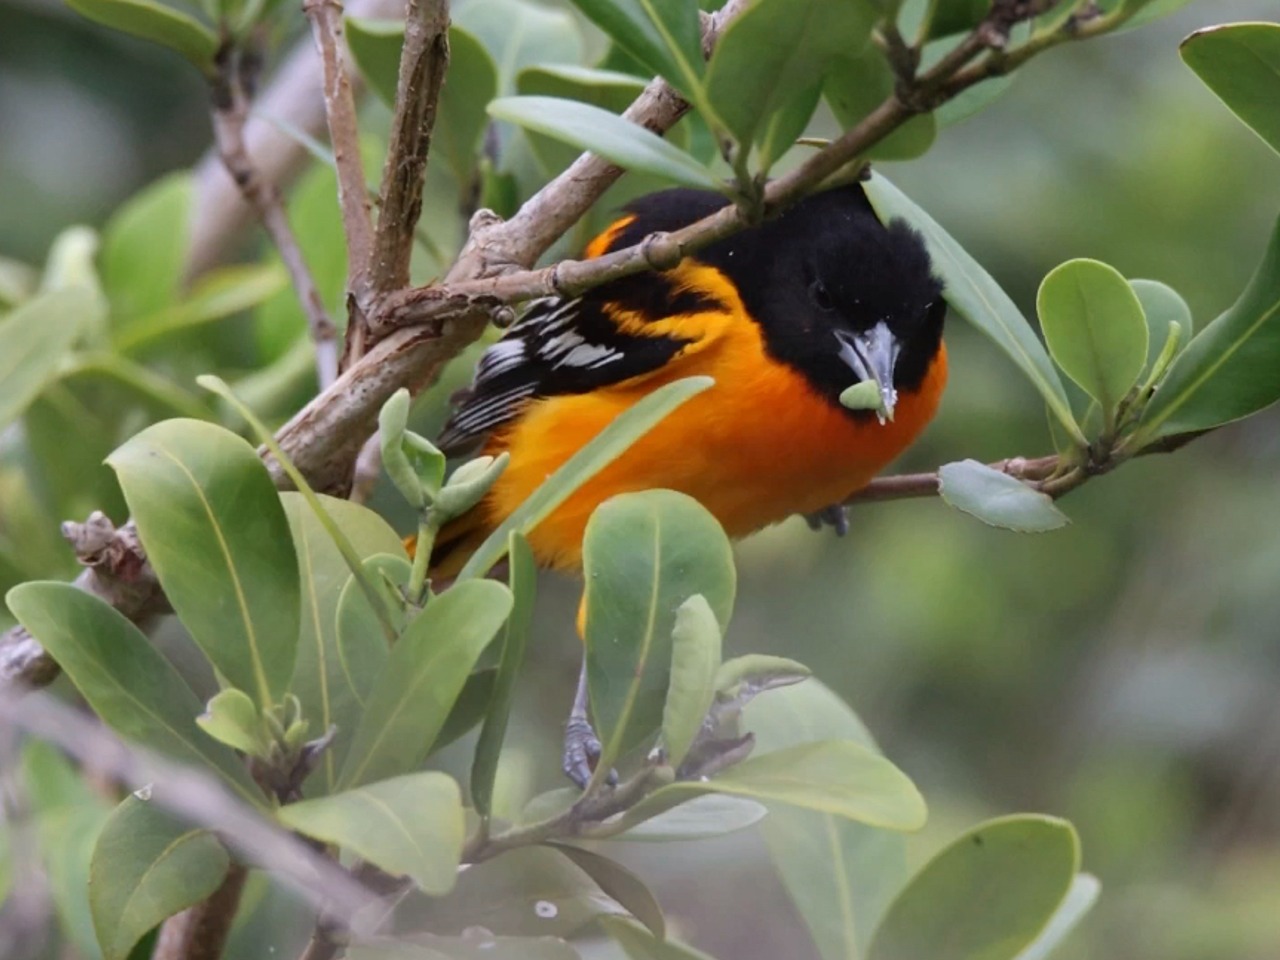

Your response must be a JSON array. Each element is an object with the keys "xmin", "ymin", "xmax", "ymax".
[
  {"xmin": 437, "ymin": 189, "xmax": 738, "ymax": 454},
  {"xmin": 435, "ymin": 293, "xmax": 691, "ymax": 453}
]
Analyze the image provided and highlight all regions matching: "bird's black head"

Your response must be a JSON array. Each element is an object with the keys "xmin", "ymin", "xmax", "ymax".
[
  {"xmin": 608, "ymin": 185, "xmax": 946, "ymax": 417},
  {"xmin": 696, "ymin": 185, "xmax": 947, "ymax": 418}
]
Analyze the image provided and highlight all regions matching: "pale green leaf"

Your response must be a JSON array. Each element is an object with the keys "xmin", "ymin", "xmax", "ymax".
[
  {"xmin": 546, "ymin": 843, "xmax": 665, "ymax": 938},
  {"xmin": 1130, "ymin": 279, "xmax": 1192, "ymax": 372},
  {"xmin": 339, "ymin": 580, "xmax": 513, "ymax": 788},
  {"xmin": 1037, "ymin": 258, "xmax": 1148, "ymax": 421},
  {"xmin": 90, "ymin": 796, "xmax": 229, "ymax": 960},
  {"xmin": 706, "ymin": 0, "xmax": 875, "ymax": 148},
  {"xmin": 1137, "ymin": 213, "xmax": 1280, "ymax": 441},
  {"xmin": 868, "ymin": 815, "xmax": 1082, "ymax": 960},
  {"xmin": 566, "ymin": 0, "xmax": 705, "ymax": 102},
  {"xmin": 279, "ymin": 772, "xmax": 464, "ymax": 894},
  {"xmin": 283, "ymin": 494, "xmax": 406, "ymax": 796},
  {"xmin": 939, "ymin": 459, "xmax": 1069, "ymax": 533},
  {"xmin": 487, "ymin": 97, "xmax": 721, "ymax": 191},
  {"xmin": 471, "ymin": 532, "xmax": 536, "ymax": 817},
  {"xmin": 1182, "ymin": 22, "xmax": 1280, "ymax": 155},
  {"xmin": 107, "ymin": 419, "xmax": 300, "ymax": 708},
  {"xmin": 661, "ymin": 594, "xmax": 721, "ymax": 768},
  {"xmin": 0, "ymin": 285, "xmax": 97, "ymax": 432},
  {"xmin": 64, "ymin": 0, "xmax": 218, "ymax": 72},
  {"xmin": 583, "ymin": 490, "xmax": 736, "ymax": 770}
]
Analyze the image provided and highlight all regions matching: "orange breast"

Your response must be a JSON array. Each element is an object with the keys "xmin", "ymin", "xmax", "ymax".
[{"xmin": 479, "ymin": 309, "xmax": 947, "ymax": 572}]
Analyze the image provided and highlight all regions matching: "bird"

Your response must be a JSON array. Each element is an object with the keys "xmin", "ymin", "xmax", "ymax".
[{"xmin": 425, "ymin": 182, "xmax": 948, "ymax": 782}]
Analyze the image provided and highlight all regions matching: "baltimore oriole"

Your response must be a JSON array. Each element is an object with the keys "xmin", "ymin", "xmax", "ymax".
[{"xmin": 427, "ymin": 183, "xmax": 948, "ymax": 577}]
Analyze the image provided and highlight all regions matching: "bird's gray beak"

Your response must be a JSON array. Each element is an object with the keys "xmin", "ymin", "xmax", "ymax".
[{"xmin": 835, "ymin": 321, "xmax": 901, "ymax": 424}]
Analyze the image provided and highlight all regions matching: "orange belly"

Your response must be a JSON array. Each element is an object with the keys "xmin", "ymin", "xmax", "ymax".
[{"xmin": 475, "ymin": 336, "xmax": 947, "ymax": 573}]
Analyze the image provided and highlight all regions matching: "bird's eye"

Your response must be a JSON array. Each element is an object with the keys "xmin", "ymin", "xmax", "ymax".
[{"xmin": 809, "ymin": 280, "xmax": 834, "ymax": 311}]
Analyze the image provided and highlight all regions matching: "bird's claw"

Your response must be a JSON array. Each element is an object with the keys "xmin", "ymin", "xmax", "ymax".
[
  {"xmin": 804, "ymin": 504, "xmax": 849, "ymax": 537},
  {"xmin": 562, "ymin": 715, "xmax": 617, "ymax": 789}
]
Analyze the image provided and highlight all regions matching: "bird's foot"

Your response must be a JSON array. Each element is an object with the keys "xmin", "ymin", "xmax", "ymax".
[
  {"xmin": 804, "ymin": 503, "xmax": 849, "ymax": 537},
  {"xmin": 562, "ymin": 714, "xmax": 617, "ymax": 790}
]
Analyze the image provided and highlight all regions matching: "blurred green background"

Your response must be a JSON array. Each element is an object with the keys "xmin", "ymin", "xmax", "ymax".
[{"xmin": 3, "ymin": 0, "xmax": 1280, "ymax": 958}]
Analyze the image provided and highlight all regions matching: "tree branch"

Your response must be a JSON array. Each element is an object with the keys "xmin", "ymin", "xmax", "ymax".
[
  {"xmin": 303, "ymin": 0, "xmax": 376, "ymax": 313},
  {"xmin": 187, "ymin": 0, "xmax": 405, "ymax": 278},
  {"xmin": 367, "ymin": 0, "xmax": 450, "ymax": 299},
  {"xmin": 212, "ymin": 42, "xmax": 339, "ymax": 388},
  {"xmin": 0, "ymin": 685, "xmax": 387, "ymax": 931},
  {"xmin": 153, "ymin": 863, "xmax": 250, "ymax": 960}
]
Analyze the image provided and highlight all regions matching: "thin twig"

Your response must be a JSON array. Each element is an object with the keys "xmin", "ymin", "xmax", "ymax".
[
  {"xmin": 0, "ymin": 686, "xmax": 386, "ymax": 931},
  {"xmin": 367, "ymin": 0, "xmax": 450, "ymax": 300},
  {"xmin": 845, "ymin": 455, "xmax": 1061, "ymax": 505},
  {"xmin": 212, "ymin": 43, "xmax": 339, "ymax": 388},
  {"xmin": 187, "ymin": 0, "xmax": 405, "ymax": 278},
  {"xmin": 303, "ymin": 0, "xmax": 376, "ymax": 314}
]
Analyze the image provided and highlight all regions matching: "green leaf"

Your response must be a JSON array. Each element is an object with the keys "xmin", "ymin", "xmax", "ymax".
[
  {"xmin": 1130, "ymin": 279, "xmax": 1192, "ymax": 372},
  {"xmin": 0, "ymin": 285, "xmax": 98, "ymax": 433},
  {"xmin": 41, "ymin": 226, "xmax": 108, "ymax": 326},
  {"xmin": 920, "ymin": 0, "xmax": 987, "ymax": 40},
  {"xmin": 1037, "ymin": 259, "xmax": 1148, "ymax": 423},
  {"xmin": 199, "ymin": 374, "xmax": 402, "ymax": 646},
  {"xmin": 388, "ymin": 845, "xmax": 631, "ymax": 937},
  {"xmin": 1137, "ymin": 213, "xmax": 1280, "ymax": 441},
  {"xmin": 100, "ymin": 173, "xmax": 192, "ymax": 324},
  {"xmin": 1013, "ymin": 873, "xmax": 1101, "ymax": 960},
  {"xmin": 64, "ymin": 0, "xmax": 218, "ymax": 72},
  {"xmin": 583, "ymin": 490, "xmax": 736, "ymax": 769},
  {"xmin": 457, "ymin": 376, "xmax": 714, "ymax": 580},
  {"xmin": 939, "ymin": 459, "xmax": 1069, "ymax": 533},
  {"xmin": 432, "ymin": 668, "xmax": 498, "ymax": 751},
  {"xmin": 546, "ymin": 843, "xmax": 666, "ymax": 938},
  {"xmin": 107, "ymin": 419, "xmax": 300, "ymax": 709},
  {"xmin": 90, "ymin": 796, "xmax": 230, "ymax": 960},
  {"xmin": 824, "ymin": 51, "xmax": 936, "ymax": 161},
  {"xmin": 756, "ymin": 82, "xmax": 825, "ymax": 172},
  {"xmin": 113, "ymin": 263, "xmax": 287, "ymax": 353},
  {"xmin": 487, "ymin": 97, "xmax": 721, "ymax": 191},
  {"xmin": 706, "ymin": 0, "xmax": 875, "ymax": 150},
  {"xmin": 345, "ymin": 17, "xmax": 403, "ymax": 107},
  {"xmin": 471, "ymin": 532, "xmax": 536, "ymax": 817},
  {"xmin": 278, "ymin": 772, "xmax": 464, "ymax": 894},
  {"xmin": 566, "ymin": 0, "xmax": 705, "ymax": 102},
  {"xmin": 335, "ymin": 553, "xmax": 412, "ymax": 659},
  {"xmin": 745, "ymin": 679, "xmax": 907, "ymax": 960},
  {"xmin": 283, "ymin": 494, "xmax": 406, "ymax": 795},
  {"xmin": 380, "ymin": 389, "xmax": 445, "ymax": 509},
  {"xmin": 517, "ymin": 64, "xmax": 650, "ymax": 174},
  {"xmin": 661, "ymin": 594, "xmax": 721, "ymax": 768},
  {"xmin": 339, "ymin": 580, "xmax": 514, "ymax": 788},
  {"xmin": 196, "ymin": 688, "xmax": 265, "ymax": 757},
  {"xmin": 714, "ymin": 654, "xmax": 810, "ymax": 697},
  {"xmin": 600, "ymin": 917, "xmax": 718, "ymax": 960},
  {"xmin": 661, "ymin": 740, "xmax": 925, "ymax": 830},
  {"xmin": 606, "ymin": 794, "xmax": 768, "ymax": 841},
  {"xmin": 863, "ymin": 173, "xmax": 1085, "ymax": 445},
  {"xmin": 456, "ymin": 0, "xmax": 584, "ymax": 94},
  {"xmin": 868, "ymin": 815, "xmax": 1082, "ymax": 960},
  {"xmin": 6, "ymin": 583, "xmax": 263, "ymax": 806},
  {"xmin": 438, "ymin": 27, "xmax": 500, "ymax": 184}
]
